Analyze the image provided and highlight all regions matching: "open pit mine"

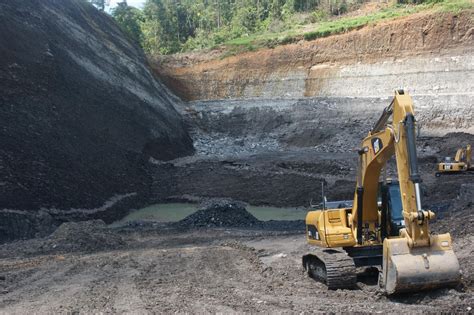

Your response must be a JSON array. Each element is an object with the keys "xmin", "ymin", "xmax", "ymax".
[{"xmin": 0, "ymin": 0, "xmax": 472, "ymax": 313}]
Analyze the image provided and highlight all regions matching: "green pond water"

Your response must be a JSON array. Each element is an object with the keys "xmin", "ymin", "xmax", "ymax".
[{"xmin": 112, "ymin": 203, "xmax": 307, "ymax": 226}]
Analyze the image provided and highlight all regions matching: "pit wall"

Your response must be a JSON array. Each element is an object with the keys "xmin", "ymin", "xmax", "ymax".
[
  {"xmin": 186, "ymin": 95, "xmax": 472, "ymax": 153},
  {"xmin": 154, "ymin": 12, "xmax": 474, "ymax": 136}
]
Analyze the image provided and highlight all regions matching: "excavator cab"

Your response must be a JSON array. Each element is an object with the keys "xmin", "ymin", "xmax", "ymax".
[{"xmin": 379, "ymin": 181, "xmax": 405, "ymax": 237}]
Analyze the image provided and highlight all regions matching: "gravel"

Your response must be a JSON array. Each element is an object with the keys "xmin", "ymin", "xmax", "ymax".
[{"xmin": 39, "ymin": 220, "xmax": 125, "ymax": 253}]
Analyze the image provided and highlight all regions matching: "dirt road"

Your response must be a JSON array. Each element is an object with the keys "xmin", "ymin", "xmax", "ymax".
[{"xmin": 0, "ymin": 227, "xmax": 472, "ymax": 313}]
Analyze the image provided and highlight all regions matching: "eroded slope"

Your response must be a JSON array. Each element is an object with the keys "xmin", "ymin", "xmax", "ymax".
[{"xmin": 0, "ymin": 0, "xmax": 194, "ymax": 240}]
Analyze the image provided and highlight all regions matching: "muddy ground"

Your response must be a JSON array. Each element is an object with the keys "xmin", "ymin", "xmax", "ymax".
[
  {"xmin": 0, "ymin": 181, "xmax": 472, "ymax": 314},
  {"xmin": 0, "ymin": 221, "xmax": 472, "ymax": 313},
  {"xmin": 0, "ymin": 132, "xmax": 472, "ymax": 313},
  {"xmin": 0, "ymin": 105, "xmax": 472, "ymax": 313}
]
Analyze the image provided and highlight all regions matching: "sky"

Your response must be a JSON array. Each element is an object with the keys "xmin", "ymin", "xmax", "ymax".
[{"xmin": 108, "ymin": 0, "xmax": 146, "ymax": 9}]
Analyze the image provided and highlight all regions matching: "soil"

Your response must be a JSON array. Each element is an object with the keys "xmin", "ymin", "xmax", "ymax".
[
  {"xmin": 0, "ymin": 0, "xmax": 195, "ymax": 242},
  {"xmin": 153, "ymin": 11, "xmax": 473, "ymax": 101},
  {"xmin": 151, "ymin": 133, "xmax": 474, "ymax": 208},
  {"xmin": 0, "ymin": 1, "xmax": 472, "ymax": 312},
  {"xmin": 0, "ymin": 136, "xmax": 471, "ymax": 312},
  {"xmin": 0, "ymin": 0, "xmax": 193, "ymax": 213},
  {"xmin": 0, "ymin": 215, "xmax": 471, "ymax": 313}
]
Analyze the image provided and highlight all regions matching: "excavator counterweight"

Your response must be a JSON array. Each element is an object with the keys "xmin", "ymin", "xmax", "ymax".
[{"xmin": 303, "ymin": 90, "xmax": 461, "ymax": 295}]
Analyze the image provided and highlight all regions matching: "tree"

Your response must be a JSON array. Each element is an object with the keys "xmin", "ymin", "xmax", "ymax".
[
  {"xmin": 294, "ymin": 0, "xmax": 320, "ymax": 12},
  {"xmin": 136, "ymin": 0, "xmax": 351, "ymax": 55},
  {"xmin": 112, "ymin": 1, "xmax": 144, "ymax": 44},
  {"xmin": 142, "ymin": 0, "xmax": 181, "ymax": 54}
]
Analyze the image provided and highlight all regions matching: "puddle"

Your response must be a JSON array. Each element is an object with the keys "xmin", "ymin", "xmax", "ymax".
[{"xmin": 112, "ymin": 203, "xmax": 307, "ymax": 226}]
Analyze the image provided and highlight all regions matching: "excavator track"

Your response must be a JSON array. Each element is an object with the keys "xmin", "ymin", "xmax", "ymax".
[{"xmin": 302, "ymin": 249, "xmax": 356, "ymax": 289}]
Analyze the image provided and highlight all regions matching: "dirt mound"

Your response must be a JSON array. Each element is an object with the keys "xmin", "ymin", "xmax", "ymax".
[
  {"xmin": 40, "ymin": 220, "xmax": 124, "ymax": 253},
  {"xmin": 431, "ymin": 184, "xmax": 474, "ymax": 288},
  {"xmin": 175, "ymin": 199, "xmax": 260, "ymax": 228},
  {"xmin": 433, "ymin": 133, "xmax": 474, "ymax": 157},
  {"xmin": 433, "ymin": 183, "xmax": 474, "ymax": 238}
]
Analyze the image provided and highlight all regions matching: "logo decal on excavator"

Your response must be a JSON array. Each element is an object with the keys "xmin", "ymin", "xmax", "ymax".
[{"xmin": 372, "ymin": 138, "xmax": 383, "ymax": 154}]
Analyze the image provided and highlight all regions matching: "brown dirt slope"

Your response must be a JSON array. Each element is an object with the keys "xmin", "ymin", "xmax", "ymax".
[{"xmin": 152, "ymin": 11, "xmax": 473, "ymax": 101}]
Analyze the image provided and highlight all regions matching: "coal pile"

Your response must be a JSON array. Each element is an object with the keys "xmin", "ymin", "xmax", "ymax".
[
  {"xmin": 0, "ymin": 0, "xmax": 194, "ymax": 216},
  {"xmin": 39, "ymin": 220, "xmax": 124, "ymax": 253},
  {"xmin": 432, "ymin": 183, "xmax": 473, "ymax": 238},
  {"xmin": 175, "ymin": 199, "xmax": 260, "ymax": 228}
]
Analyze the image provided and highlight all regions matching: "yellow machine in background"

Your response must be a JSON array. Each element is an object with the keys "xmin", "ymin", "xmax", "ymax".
[
  {"xmin": 436, "ymin": 144, "xmax": 472, "ymax": 176},
  {"xmin": 303, "ymin": 90, "xmax": 461, "ymax": 294}
]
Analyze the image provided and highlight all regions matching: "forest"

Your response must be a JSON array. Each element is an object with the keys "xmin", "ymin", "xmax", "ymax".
[{"xmin": 88, "ymin": 0, "xmax": 469, "ymax": 55}]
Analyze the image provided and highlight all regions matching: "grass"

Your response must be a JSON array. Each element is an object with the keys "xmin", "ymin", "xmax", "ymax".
[
  {"xmin": 218, "ymin": 0, "xmax": 473, "ymax": 56},
  {"xmin": 303, "ymin": 5, "xmax": 416, "ymax": 41},
  {"xmin": 435, "ymin": 0, "xmax": 474, "ymax": 13}
]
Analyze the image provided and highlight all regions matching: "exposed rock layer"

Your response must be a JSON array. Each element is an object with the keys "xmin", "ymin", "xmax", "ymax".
[{"xmin": 154, "ymin": 12, "xmax": 474, "ymax": 135}]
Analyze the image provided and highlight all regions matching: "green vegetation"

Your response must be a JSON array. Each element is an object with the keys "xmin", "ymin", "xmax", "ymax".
[
  {"xmin": 111, "ymin": 2, "xmax": 144, "ymax": 44},
  {"xmin": 102, "ymin": 0, "xmax": 473, "ymax": 56},
  {"xmin": 303, "ymin": 5, "xmax": 417, "ymax": 41},
  {"xmin": 434, "ymin": 0, "xmax": 474, "ymax": 12}
]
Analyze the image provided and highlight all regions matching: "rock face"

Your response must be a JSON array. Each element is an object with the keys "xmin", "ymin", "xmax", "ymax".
[
  {"xmin": 0, "ymin": 0, "xmax": 194, "ymax": 217},
  {"xmin": 155, "ymin": 12, "xmax": 474, "ymax": 136},
  {"xmin": 146, "ymin": 11, "xmax": 473, "ymax": 212},
  {"xmin": 151, "ymin": 153, "xmax": 355, "ymax": 207}
]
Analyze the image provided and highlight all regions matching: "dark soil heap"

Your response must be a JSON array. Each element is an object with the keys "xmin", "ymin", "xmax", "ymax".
[
  {"xmin": 0, "ymin": 0, "xmax": 194, "ymax": 213},
  {"xmin": 40, "ymin": 220, "xmax": 124, "ymax": 253},
  {"xmin": 175, "ymin": 199, "xmax": 260, "ymax": 228},
  {"xmin": 433, "ymin": 183, "xmax": 473, "ymax": 239},
  {"xmin": 0, "ymin": 0, "xmax": 195, "ymax": 241}
]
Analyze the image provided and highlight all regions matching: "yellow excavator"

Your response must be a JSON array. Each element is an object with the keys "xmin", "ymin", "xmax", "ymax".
[
  {"xmin": 436, "ymin": 144, "xmax": 472, "ymax": 176},
  {"xmin": 303, "ymin": 90, "xmax": 461, "ymax": 294}
]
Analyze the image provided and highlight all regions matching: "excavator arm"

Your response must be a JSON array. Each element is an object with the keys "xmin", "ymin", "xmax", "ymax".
[
  {"xmin": 455, "ymin": 144, "xmax": 472, "ymax": 166},
  {"xmin": 467, "ymin": 144, "xmax": 472, "ymax": 168},
  {"xmin": 304, "ymin": 90, "xmax": 460, "ymax": 294},
  {"xmin": 351, "ymin": 91, "xmax": 434, "ymax": 247},
  {"xmin": 352, "ymin": 91, "xmax": 433, "ymax": 245},
  {"xmin": 364, "ymin": 91, "xmax": 460, "ymax": 294},
  {"xmin": 350, "ymin": 91, "xmax": 460, "ymax": 293}
]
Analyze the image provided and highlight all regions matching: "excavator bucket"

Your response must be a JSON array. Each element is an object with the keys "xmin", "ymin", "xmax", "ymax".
[{"xmin": 381, "ymin": 234, "xmax": 461, "ymax": 294}]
